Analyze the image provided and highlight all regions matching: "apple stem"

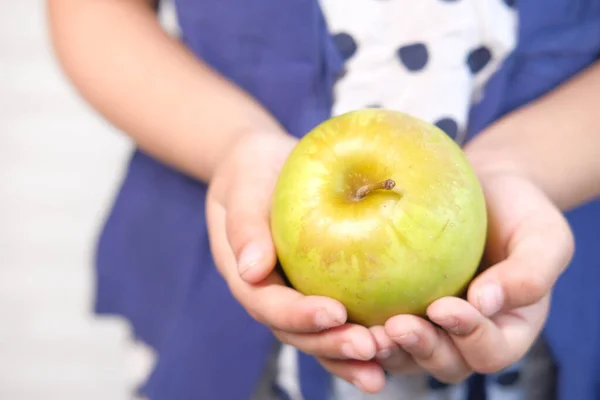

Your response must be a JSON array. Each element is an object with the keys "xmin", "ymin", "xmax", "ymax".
[{"xmin": 354, "ymin": 179, "xmax": 396, "ymax": 200}]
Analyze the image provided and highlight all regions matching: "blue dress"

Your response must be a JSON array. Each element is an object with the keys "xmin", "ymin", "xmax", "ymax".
[{"xmin": 94, "ymin": 1, "xmax": 600, "ymax": 399}]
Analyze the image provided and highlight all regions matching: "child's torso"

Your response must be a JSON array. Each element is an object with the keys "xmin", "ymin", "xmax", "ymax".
[{"xmin": 276, "ymin": 1, "xmax": 524, "ymax": 399}]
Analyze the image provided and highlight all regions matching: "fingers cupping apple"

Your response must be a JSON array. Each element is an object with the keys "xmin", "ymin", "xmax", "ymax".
[
  {"xmin": 382, "ymin": 168, "xmax": 573, "ymax": 382},
  {"xmin": 274, "ymin": 324, "xmax": 376, "ymax": 360},
  {"xmin": 464, "ymin": 172, "xmax": 574, "ymax": 315},
  {"xmin": 432, "ymin": 171, "xmax": 572, "ymax": 372},
  {"xmin": 316, "ymin": 357, "xmax": 387, "ymax": 393},
  {"xmin": 207, "ymin": 110, "xmax": 573, "ymax": 394},
  {"xmin": 206, "ymin": 132, "xmax": 378, "ymax": 373}
]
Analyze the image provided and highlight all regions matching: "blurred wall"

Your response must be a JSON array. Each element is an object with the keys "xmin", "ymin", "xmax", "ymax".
[{"xmin": 0, "ymin": 1, "xmax": 179, "ymax": 398}]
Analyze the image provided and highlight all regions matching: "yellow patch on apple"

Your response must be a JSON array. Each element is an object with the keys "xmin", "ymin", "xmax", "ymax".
[{"xmin": 270, "ymin": 109, "xmax": 487, "ymax": 327}]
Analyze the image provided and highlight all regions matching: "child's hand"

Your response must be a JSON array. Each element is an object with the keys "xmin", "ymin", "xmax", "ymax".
[
  {"xmin": 206, "ymin": 132, "xmax": 386, "ymax": 393},
  {"xmin": 370, "ymin": 168, "xmax": 574, "ymax": 386}
]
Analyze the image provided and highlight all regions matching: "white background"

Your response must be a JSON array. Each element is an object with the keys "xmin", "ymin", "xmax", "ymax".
[{"xmin": 0, "ymin": 1, "xmax": 180, "ymax": 398}]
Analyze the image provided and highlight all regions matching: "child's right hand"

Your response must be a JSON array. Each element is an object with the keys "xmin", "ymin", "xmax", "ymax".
[{"xmin": 206, "ymin": 132, "xmax": 387, "ymax": 393}]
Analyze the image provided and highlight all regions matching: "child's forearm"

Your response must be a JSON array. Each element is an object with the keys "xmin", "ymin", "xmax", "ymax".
[
  {"xmin": 465, "ymin": 61, "xmax": 600, "ymax": 211},
  {"xmin": 47, "ymin": 0, "xmax": 285, "ymax": 182}
]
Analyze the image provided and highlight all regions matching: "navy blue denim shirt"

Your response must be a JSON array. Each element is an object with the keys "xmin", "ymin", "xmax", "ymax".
[{"xmin": 95, "ymin": 1, "xmax": 600, "ymax": 399}]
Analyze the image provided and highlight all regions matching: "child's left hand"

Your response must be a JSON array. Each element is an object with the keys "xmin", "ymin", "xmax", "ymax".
[{"xmin": 316, "ymin": 165, "xmax": 574, "ymax": 391}]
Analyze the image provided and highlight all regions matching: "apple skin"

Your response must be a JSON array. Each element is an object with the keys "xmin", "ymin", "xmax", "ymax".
[{"xmin": 270, "ymin": 109, "xmax": 487, "ymax": 327}]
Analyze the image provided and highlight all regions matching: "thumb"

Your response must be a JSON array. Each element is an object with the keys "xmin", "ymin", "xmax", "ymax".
[
  {"xmin": 225, "ymin": 170, "xmax": 278, "ymax": 284},
  {"xmin": 468, "ymin": 201, "xmax": 573, "ymax": 316}
]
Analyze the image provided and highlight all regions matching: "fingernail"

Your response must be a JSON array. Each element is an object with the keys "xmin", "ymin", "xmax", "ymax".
[
  {"xmin": 435, "ymin": 316, "xmax": 459, "ymax": 331},
  {"xmin": 355, "ymin": 368, "xmax": 383, "ymax": 391},
  {"xmin": 327, "ymin": 307, "xmax": 347, "ymax": 325},
  {"xmin": 376, "ymin": 348, "xmax": 392, "ymax": 359},
  {"xmin": 238, "ymin": 243, "xmax": 262, "ymax": 277},
  {"xmin": 341, "ymin": 342, "xmax": 372, "ymax": 360},
  {"xmin": 434, "ymin": 316, "xmax": 472, "ymax": 336},
  {"xmin": 394, "ymin": 332, "xmax": 418, "ymax": 347},
  {"xmin": 341, "ymin": 342, "xmax": 360, "ymax": 359},
  {"xmin": 478, "ymin": 283, "xmax": 504, "ymax": 317},
  {"xmin": 314, "ymin": 309, "xmax": 345, "ymax": 329}
]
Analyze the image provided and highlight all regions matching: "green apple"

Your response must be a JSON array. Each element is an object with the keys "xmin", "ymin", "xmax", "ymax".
[{"xmin": 270, "ymin": 109, "xmax": 487, "ymax": 327}]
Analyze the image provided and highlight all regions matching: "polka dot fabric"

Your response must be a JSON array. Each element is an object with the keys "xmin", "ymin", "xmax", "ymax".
[
  {"xmin": 435, "ymin": 117, "xmax": 460, "ymax": 140},
  {"xmin": 332, "ymin": 32, "xmax": 358, "ymax": 60},
  {"xmin": 467, "ymin": 45, "xmax": 493, "ymax": 74},
  {"xmin": 320, "ymin": 0, "xmax": 518, "ymax": 146},
  {"xmin": 397, "ymin": 43, "xmax": 429, "ymax": 71}
]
